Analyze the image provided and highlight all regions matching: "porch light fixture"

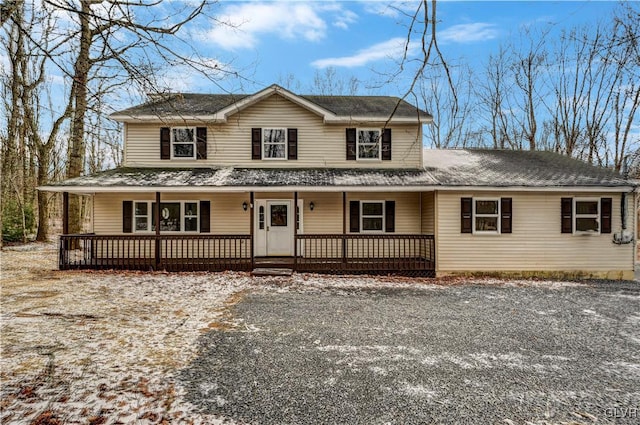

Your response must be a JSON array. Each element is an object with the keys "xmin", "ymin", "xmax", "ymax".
[
  {"xmin": 243, "ymin": 201, "xmax": 248, "ymax": 211},
  {"xmin": 309, "ymin": 202, "xmax": 315, "ymax": 211}
]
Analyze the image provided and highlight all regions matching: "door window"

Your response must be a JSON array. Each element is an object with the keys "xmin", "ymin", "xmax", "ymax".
[{"xmin": 270, "ymin": 204, "xmax": 288, "ymax": 226}]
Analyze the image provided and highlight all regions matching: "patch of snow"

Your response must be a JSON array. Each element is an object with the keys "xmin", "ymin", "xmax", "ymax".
[{"xmin": 398, "ymin": 382, "xmax": 436, "ymax": 398}]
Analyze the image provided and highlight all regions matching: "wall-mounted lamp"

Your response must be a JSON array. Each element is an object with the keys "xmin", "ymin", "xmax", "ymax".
[
  {"xmin": 309, "ymin": 202, "xmax": 315, "ymax": 211},
  {"xmin": 242, "ymin": 201, "xmax": 248, "ymax": 211}
]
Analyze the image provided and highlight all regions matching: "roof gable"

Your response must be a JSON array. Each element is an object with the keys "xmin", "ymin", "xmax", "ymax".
[{"xmin": 110, "ymin": 84, "xmax": 431, "ymax": 124}]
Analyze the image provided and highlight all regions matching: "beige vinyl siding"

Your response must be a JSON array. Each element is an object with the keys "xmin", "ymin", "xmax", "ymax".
[
  {"xmin": 124, "ymin": 93, "xmax": 422, "ymax": 169},
  {"xmin": 346, "ymin": 192, "xmax": 421, "ymax": 234},
  {"xmin": 93, "ymin": 192, "xmax": 249, "ymax": 235},
  {"xmin": 298, "ymin": 192, "xmax": 343, "ymax": 233},
  {"xmin": 436, "ymin": 191, "xmax": 634, "ymax": 274},
  {"xmin": 421, "ymin": 192, "xmax": 435, "ymax": 234}
]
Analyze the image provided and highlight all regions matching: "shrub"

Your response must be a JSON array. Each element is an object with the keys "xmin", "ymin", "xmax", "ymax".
[{"xmin": 2, "ymin": 200, "xmax": 36, "ymax": 242}]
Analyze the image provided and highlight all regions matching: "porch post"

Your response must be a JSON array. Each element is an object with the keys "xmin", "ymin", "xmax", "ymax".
[
  {"xmin": 293, "ymin": 191, "xmax": 298, "ymax": 269},
  {"xmin": 62, "ymin": 192, "xmax": 69, "ymax": 235},
  {"xmin": 342, "ymin": 192, "xmax": 347, "ymax": 264},
  {"xmin": 155, "ymin": 191, "xmax": 161, "ymax": 270},
  {"xmin": 250, "ymin": 191, "xmax": 254, "ymax": 270}
]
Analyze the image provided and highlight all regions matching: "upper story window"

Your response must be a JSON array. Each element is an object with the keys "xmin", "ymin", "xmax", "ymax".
[
  {"xmin": 252, "ymin": 128, "xmax": 297, "ymax": 160},
  {"xmin": 172, "ymin": 127, "xmax": 196, "ymax": 159},
  {"xmin": 160, "ymin": 127, "xmax": 206, "ymax": 160},
  {"xmin": 346, "ymin": 128, "xmax": 391, "ymax": 161},
  {"xmin": 263, "ymin": 128, "xmax": 286, "ymax": 159},
  {"xmin": 358, "ymin": 129, "xmax": 381, "ymax": 160}
]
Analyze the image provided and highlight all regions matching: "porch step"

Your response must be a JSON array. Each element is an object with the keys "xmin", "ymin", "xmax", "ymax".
[{"xmin": 252, "ymin": 267, "xmax": 293, "ymax": 277}]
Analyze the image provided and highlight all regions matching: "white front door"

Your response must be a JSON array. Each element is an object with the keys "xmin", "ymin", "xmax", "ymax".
[{"xmin": 266, "ymin": 200, "xmax": 293, "ymax": 256}]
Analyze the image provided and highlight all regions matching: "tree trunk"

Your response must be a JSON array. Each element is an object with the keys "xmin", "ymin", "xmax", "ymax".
[{"xmin": 66, "ymin": 0, "xmax": 92, "ymax": 235}]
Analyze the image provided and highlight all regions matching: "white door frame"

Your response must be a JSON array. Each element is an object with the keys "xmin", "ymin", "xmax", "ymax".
[{"xmin": 254, "ymin": 198, "xmax": 303, "ymax": 256}]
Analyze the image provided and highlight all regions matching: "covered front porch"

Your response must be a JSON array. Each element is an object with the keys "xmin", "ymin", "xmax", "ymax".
[
  {"xmin": 56, "ymin": 191, "xmax": 436, "ymax": 277},
  {"xmin": 45, "ymin": 167, "xmax": 438, "ymax": 276}
]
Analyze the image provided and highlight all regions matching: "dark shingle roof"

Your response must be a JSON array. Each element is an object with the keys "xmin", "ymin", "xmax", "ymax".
[
  {"xmin": 45, "ymin": 149, "xmax": 631, "ymax": 190},
  {"xmin": 422, "ymin": 149, "xmax": 629, "ymax": 187},
  {"xmin": 49, "ymin": 167, "xmax": 438, "ymax": 188},
  {"xmin": 113, "ymin": 94, "xmax": 250, "ymax": 117},
  {"xmin": 111, "ymin": 92, "xmax": 429, "ymax": 120}
]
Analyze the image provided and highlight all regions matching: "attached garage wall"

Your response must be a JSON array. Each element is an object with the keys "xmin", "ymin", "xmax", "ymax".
[{"xmin": 436, "ymin": 191, "xmax": 634, "ymax": 277}]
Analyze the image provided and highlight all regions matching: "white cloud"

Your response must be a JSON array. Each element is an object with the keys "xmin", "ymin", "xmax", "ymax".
[
  {"xmin": 198, "ymin": 2, "xmax": 329, "ymax": 50},
  {"xmin": 312, "ymin": 37, "xmax": 417, "ymax": 68},
  {"xmin": 362, "ymin": 1, "xmax": 419, "ymax": 19},
  {"xmin": 438, "ymin": 23, "xmax": 499, "ymax": 43},
  {"xmin": 334, "ymin": 10, "xmax": 358, "ymax": 29}
]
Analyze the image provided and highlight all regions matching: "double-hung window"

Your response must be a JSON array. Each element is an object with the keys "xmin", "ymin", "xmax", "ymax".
[
  {"xmin": 172, "ymin": 127, "xmax": 196, "ymax": 159},
  {"xmin": 474, "ymin": 199, "xmax": 500, "ymax": 233},
  {"xmin": 461, "ymin": 197, "xmax": 512, "ymax": 234},
  {"xmin": 263, "ymin": 128, "xmax": 286, "ymax": 159},
  {"xmin": 357, "ymin": 129, "xmax": 381, "ymax": 160},
  {"xmin": 361, "ymin": 201, "xmax": 384, "ymax": 232},
  {"xmin": 574, "ymin": 199, "xmax": 599, "ymax": 233},
  {"xmin": 133, "ymin": 201, "xmax": 199, "ymax": 233}
]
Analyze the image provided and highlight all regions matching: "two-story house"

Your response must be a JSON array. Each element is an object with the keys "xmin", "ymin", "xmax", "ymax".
[{"xmin": 42, "ymin": 84, "xmax": 635, "ymax": 279}]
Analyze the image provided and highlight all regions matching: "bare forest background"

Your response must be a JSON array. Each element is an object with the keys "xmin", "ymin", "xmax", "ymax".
[{"xmin": 1, "ymin": 0, "xmax": 639, "ymax": 246}]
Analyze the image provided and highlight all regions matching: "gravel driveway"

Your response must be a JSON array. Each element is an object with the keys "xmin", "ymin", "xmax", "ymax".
[{"xmin": 179, "ymin": 281, "xmax": 640, "ymax": 424}]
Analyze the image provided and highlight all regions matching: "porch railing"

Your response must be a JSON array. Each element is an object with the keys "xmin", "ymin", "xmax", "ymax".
[
  {"xmin": 59, "ymin": 234, "xmax": 252, "ymax": 272},
  {"xmin": 59, "ymin": 233, "xmax": 435, "ymax": 276},
  {"xmin": 296, "ymin": 234, "xmax": 435, "ymax": 277}
]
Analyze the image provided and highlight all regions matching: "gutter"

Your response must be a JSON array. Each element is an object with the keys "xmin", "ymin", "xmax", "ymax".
[{"xmin": 38, "ymin": 184, "xmax": 635, "ymax": 194}]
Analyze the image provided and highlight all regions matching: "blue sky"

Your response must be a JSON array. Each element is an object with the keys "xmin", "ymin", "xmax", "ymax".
[{"xmin": 175, "ymin": 0, "xmax": 624, "ymax": 95}]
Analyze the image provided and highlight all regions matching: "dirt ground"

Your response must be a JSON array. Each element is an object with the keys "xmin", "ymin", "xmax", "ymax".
[{"xmin": 0, "ymin": 242, "xmax": 252, "ymax": 424}]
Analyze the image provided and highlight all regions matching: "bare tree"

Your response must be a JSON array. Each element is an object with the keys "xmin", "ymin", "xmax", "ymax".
[
  {"xmin": 419, "ymin": 64, "xmax": 475, "ymax": 148},
  {"xmin": 476, "ymin": 47, "xmax": 520, "ymax": 149},
  {"xmin": 311, "ymin": 67, "xmax": 360, "ymax": 95}
]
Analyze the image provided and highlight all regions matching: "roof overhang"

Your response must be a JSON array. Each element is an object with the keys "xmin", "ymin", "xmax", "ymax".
[{"xmin": 39, "ymin": 185, "xmax": 634, "ymax": 195}]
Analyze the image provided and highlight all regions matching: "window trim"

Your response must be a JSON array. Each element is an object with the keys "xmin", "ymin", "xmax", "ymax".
[
  {"xmin": 356, "ymin": 128, "xmax": 382, "ymax": 161},
  {"xmin": 170, "ymin": 127, "xmax": 197, "ymax": 160},
  {"xmin": 262, "ymin": 128, "xmax": 288, "ymax": 161},
  {"xmin": 573, "ymin": 198, "xmax": 600, "ymax": 235},
  {"xmin": 472, "ymin": 198, "xmax": 501, "ymax": 235},
  {"xmin": 360, "ymin": 200, "xmax": 385, "ymax": 233},
  {"xmin": 132, "ymin": 200, "xmax": 200, "ymax": 233}
]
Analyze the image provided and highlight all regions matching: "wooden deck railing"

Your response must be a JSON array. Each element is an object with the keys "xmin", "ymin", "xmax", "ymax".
[
  {"xmin": 59, "ymin": 234, "xmax": 252, "ymax": 272},
  {"xmin": 59, "ymin": 233, "xmax": 435, "ymax": 276},
  {"xmin": 296, "ymin": 234, "xmax": 435, "ymax": 276}
]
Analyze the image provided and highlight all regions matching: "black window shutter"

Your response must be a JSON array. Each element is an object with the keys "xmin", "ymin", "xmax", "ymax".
[
  {"xmin": 251, "ymin": 128, "xmax": 262, "ymax": 160},
  {"xmin": 381, "ymin": 128, "xmax": 392, "ymax": 161},
  {"xmin": 601, "ymin": 198, "xmax": 612, "ymax": 234},
  {"xmin": 123, "ymin": 201, "xmax": 133, "ymax": 233},
  {"xmin": 461, "ymin": 197, "xmax": 472, "ymax": 233},
  {"xmin": 385, "ymin": 200, "xmax": 395, "ymax": 232},
  {"xmin": 160, "ymin": 127, "xmax": 170, "ymax": 160},
  {"xmin": 200, "ymin": 200, "xmax": 211, "ymax": 233},
  {"xmin": 346, "ymin": 128, "xmax": 356, "ymax": 160},
  {"xmin": 501, "ymin": 198, "xmax": 512, "ymax": 234},
  {"xmin": 349, "ymin": 201, "xmax": 360, "ymax": 233},
  {"xmin": 196, "ymin": 127, "xmax": 207, "ymax": 160},
  {"xmin": 287, "ymin": 128, "xmax": 298, "ymax": 160},
  {"xmin": 561, "ymin": 198, "xmax": 573, "ymax": 233}
]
